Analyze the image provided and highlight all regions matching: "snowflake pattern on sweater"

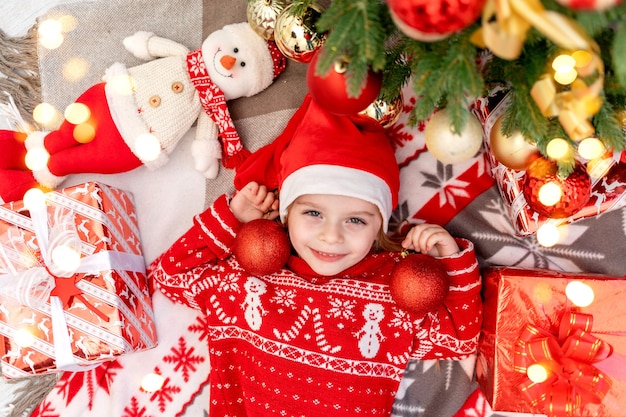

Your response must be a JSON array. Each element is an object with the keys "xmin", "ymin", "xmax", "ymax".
[{"xmin": 149, "ymin": 194, "xmax": 482, "ymax": 417}]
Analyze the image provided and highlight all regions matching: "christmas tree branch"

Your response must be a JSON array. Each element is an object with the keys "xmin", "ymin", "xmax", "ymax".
[{"xmin": 277, "ymin": 0, "xmax": 626, "ymax": 174}]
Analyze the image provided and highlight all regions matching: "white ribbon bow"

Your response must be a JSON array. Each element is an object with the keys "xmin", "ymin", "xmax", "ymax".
[{"xmin": 0, "ymin": 204, "xmax": 145, "ymax": 373}]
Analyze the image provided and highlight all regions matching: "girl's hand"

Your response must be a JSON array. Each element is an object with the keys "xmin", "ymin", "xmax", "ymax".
[
  {"xmin": 230, "ymin": 181, "xmax": 279, "ymax": 223},
  {"xmin": 401, "ymin": 223, "xmax": 460, "ymax": 257}
]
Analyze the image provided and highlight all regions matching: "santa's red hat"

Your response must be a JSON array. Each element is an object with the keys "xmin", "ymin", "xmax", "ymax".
[{"xmin": 234, "ymin": 94, "xmax": 399, "ymax": 231}]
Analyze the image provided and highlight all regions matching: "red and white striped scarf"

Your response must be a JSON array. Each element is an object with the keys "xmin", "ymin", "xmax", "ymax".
[{"xmin": 186, "ymin": 49, "xmax": 250, "ymax": 169}]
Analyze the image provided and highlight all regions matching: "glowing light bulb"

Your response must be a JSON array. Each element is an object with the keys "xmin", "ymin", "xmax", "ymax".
[
  {"xmin": 64, "ymin": 103, "xmax": 91, "ymax": 125},
  {"xmin": 536, "ymin": 223, "xmax": 560, "ymax": 247},
  {"xmin": 24, "ymin": 147, "xmax": 50, "ymax": 171},
  {"xmin": 58, "ymin": 14, "xmax": 77, "ymax": 33},
  {"xmin": 135, "ymin": 133, "xmax": 161, "ymax": 161},
  {"xmin": 552, "ymin": 54, "xmax": 577, "ymax": 85},
  {"xmin": 572, "ymin": 50, "xmax": 593, "ymax": 74},
  {"xmin": 33, "ymin": 102, "xmax": 60, "ymax": 127},
  {"xmin": 73, "ymin": 123, "xmax": 96, "ymax": 143},
  {"xmin": 552, "ymin": 54, "xmax": 576, "ymax": 72},
  {"xmin": 538, "ymin": 182, "xmax": 562, "ymax": 207},
  {"xmin": 566, "ymin": 281, "xmax": 594, "ymax": 307},
  {"xmin": 22, "ymin": 188, "xmax": 47, "ymax": 211},
  {"xmin": 14, "ymin": 327, "xmax": 35, "ymax": 348},
  {"xmin": 38, "ymin": 19, "xmax": 64, "ymax": 49},
  {"xmin": 546, "ymin": 138, "xmax": 571, "ymax": 160},
  {"xmin": 554, "ymin": 68, "xmax": 578, "ymax": 85},
  {"xmin": 527, "ymin": 363, "xmax": 550, "ymax": 383},
  {"xmin": 140, "ymin": 372, "xmax": 165, "ymax": 392},
  {"xmin": 577, "ymin": 138, "xmax": 605, "ymax": 160},
  {"xmin": 63, "ymin": 57, "xmax": 90, "ymax": 83},
  {"xmin": 38, "ymin": 19, "xmax": 62, "ymax": 38},
  {"xmin": 40, "ymin": 33, "xmax": 64, "ymax": 49},
  {"xmin": 51, "ymin": 245, "xmax": 82, "ymax": 273}
]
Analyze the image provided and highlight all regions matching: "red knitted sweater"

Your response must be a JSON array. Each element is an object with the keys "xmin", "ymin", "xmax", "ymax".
[{"xmin": 149, "ymin": 194, "xmax": 482, "ymax": 417}]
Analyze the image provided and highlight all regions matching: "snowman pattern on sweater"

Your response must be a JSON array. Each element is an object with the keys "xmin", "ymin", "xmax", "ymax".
[
  {"xmin": 149, "ymin": 194, "xmax": 482, "ymax": 417},
  {"xmin": 242, "ymin": 276, "xmax": 267, "ymax": 330},
  {"xmin": 356, "ymin": 303, "xmax": 385, "ymax": 359}
]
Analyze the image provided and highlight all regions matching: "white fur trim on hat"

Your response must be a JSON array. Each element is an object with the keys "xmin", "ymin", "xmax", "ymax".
[
  {"xmin": 279, "ymin": 165, "xmax": 394, "ymax": 232},
  {"xmin": 25, "ymin": 131, "xmax": 67, "ymax": 189},
  {"xmin": 221, "ymin": 23, "xmax": 275, "ymax": 97},
  {"xmin": 24, "ymin": 130, "xmax": 47, "ymax": 150},
  {"xmin": 103, "ymin": 62, "xmax": 169, "ymax": 170}
]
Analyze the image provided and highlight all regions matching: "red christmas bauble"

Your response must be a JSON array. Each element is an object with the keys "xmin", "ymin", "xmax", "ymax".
[
  {"xmin": 522, "ymin": 158, "xmax": 591, "ymax": 219},
  {"xmin": 555, "ymin": 0, "xmax": 622, "ymax": 11},
  {"xmin": 386, "ymin": 0, "xmax": 487, "ymax": 41},
  {"xmin": 233, "ymin": 218, "xmax": 291, "ymax": 275},
  {"xmin": 389, "ymin": 253, "xmax": 449, "ymax": 317},
  {"xmin": 306, "ymin": 49, "xmax": 382, "ymax": 115}
]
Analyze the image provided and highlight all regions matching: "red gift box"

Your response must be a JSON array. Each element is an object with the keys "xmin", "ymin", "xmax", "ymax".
[
  {"xmin": 475, "ymin": 91, "xmax": 626, "ymax": 236},
  {"xmin": 477, "ymin": 267, "xmax": 626, "ymax": 417},
  {"xmin": 0, "ymin": 182, "xmax": 157, "ymax": 379}
]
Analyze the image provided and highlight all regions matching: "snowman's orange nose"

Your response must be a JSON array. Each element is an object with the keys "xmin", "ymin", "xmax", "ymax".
[{"xmin": 220, "ymin": 55, "xmax": 236, "ymax": 70}]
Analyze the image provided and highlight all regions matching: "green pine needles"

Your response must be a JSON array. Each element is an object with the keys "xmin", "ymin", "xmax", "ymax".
[{"xmin": 270, "ymin": 0, "xmax": 626, "ymax": 172}]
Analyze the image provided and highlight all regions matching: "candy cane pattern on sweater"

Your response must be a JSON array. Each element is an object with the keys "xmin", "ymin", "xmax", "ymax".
[
  {"xmin": 273, "ymin": 305, "xmax": 342, "ymax": 354},
  {"xmin": 208, "ymin": 294, "xmax": 237, "ymax": 325}
]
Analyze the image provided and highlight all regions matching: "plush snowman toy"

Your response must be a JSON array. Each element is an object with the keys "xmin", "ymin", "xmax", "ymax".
[{"xmin": 0, "ymin": 22, "xmax": 286, "ymax": 203}]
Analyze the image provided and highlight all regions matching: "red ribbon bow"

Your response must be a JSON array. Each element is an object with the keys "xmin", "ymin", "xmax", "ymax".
[{"xmin": 513, "ymin": 311, "xmax": 613, "ymax": 417}]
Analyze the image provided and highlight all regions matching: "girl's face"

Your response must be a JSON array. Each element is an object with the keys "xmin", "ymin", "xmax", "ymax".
[{"xmin": 286, "ymin": 194, "xmax": 382, "ymax": 276}]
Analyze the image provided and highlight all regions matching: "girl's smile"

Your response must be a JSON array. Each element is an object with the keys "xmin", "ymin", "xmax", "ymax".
[{"xmin": 287, "ymin": 194, "xmax": 382, "ymax": 276}]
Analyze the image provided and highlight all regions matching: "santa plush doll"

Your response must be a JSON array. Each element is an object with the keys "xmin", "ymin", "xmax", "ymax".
[{"xmin": 0, "ymin": 22, "xmax": 286, "ymax": 203}]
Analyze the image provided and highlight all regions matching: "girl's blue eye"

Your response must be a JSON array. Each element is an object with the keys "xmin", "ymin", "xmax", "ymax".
[
  {"xmin": 304, "ymin": 210, "xmax": 321, "ymax": 217},
  {"xmin": 348, "ymin": 217, "xmax": 366, "ymax": 225}
]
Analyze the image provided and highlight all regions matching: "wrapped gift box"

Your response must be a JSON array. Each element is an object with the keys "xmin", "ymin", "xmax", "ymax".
[
  {"xmin": 0, "ymin": 182, "xmax": 157, "ymax": 379},
  {"xmin": 475, "ymin": 91, "xmax": 626, "ymax": 236},
  {"xmin": 477, "ymin": 267, "xmax": 626, "ymax": 416}
]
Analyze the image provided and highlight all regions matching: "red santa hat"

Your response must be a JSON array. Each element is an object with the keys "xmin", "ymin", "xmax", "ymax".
[{"xmin": 234, "ymin": 94, "xmax": 400, "ymax": 231}]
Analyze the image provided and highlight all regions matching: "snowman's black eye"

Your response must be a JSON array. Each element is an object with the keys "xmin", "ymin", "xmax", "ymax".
[
  {"xmin": 233, "ymin": 47, "xmax": 239, "ymax": 53},
  {"xmin": 240, "ymin": 61, "xmax": 246, "ymax": 68}
]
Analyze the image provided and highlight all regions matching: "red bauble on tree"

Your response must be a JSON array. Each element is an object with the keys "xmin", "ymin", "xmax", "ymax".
[
  {"xmin": 522, "ymin": 158, "xmax": 592, "ymax": 219},
  {"xmin": 232, "ymin": 218, "xmax": 291, "ymax": 276},
  {"xmin": 555, "ymin": 0, "xmax": 623, "ymax": 11},
  {"xmin": 306, "ymin": 48, "xmax": 382, "ymax": 115},
  {"xmin": 389, "ymin": 253, "xmax": 450, "ymax": 317},
  {"xmin": 386, "ymin": 0, "xmax": 487, "ymax": 41}
]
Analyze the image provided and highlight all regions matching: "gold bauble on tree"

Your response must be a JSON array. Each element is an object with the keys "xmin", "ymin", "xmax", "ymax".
[
  {"xmin": 490, "ymin": 115, "xmax": 540, "ymax": 170},
  {"xmin": 359, "ymin": 92, "xmax": 404, "ymax": 129},
  {"xmin": 274, "ymin": 2, "xmax": 327, "ymax": 63},
  {"xmin": 424, "ymin": 108, "xmax": 483, "ymax": 165},
  {"xmin": 247, "ymin": 0, "xmax": 290, "ymax": 40}
]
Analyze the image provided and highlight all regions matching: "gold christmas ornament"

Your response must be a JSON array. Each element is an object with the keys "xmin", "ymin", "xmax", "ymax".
[
  {"xmin": 247, "ymin": 0, "xmax": 290, "ymax": 40},
  {"xmin": 425, "ymin": 108, "xmax": 483, "ymax": 165},
  {"xmin": 489, "ymin": 115, "xmax": 539, "ymax": 170},
  {"xmin": 359, "ymin": 92, "xmax": 404, "ymax": 129},
  {"xmin": 274, "ymin": 2, "xmax": 327, "ymax": 63}
]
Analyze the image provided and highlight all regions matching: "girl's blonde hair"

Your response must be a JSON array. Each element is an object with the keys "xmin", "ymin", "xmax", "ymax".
[{"xmin": 374, "ymin": 228, "xmax": 404, "ymax": 252}]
